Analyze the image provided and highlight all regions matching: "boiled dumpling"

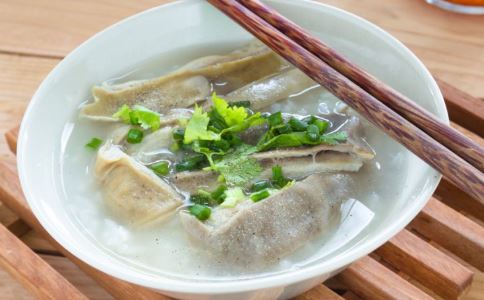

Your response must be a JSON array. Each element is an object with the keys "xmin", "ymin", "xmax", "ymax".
[
  {"xmin": 180, "ymin": 173, "xmax": 349, "ymax": 266},
  {"xmin": 81, "ymin": 41, "xmax": 287, "ymax": 120},
  {"xmin": 95, "ymin": 142, "xmax": 183, "ymax": 225}
]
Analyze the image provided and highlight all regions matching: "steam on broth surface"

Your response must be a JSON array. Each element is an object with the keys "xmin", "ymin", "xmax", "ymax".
[{"xmin": 61, "ymin": 41, "xmax": 393, "ymax": 279}]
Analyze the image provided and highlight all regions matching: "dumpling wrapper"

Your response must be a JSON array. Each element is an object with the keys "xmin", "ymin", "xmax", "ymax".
[
  {"xmin": 180, "ymin": 173, "xmax": 348, "ymax": 266},
  {"xmin": 81, "ymin": 41, "xmax": 287, "ymax": 120},
  {"xmin": 95, "ymin": 143, "xmax": 183, "ymax": 226}
]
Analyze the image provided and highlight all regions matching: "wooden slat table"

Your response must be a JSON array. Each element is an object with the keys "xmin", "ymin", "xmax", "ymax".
[{"xmin": 0, "ymin": 1, "xmax": 483, "ymax": 299}]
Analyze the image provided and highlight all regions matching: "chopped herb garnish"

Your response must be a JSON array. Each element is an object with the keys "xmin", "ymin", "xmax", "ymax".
[
  {"xmin": 172, "ymin": 128, "xmax": 185, "ymax": 141},
  {"xmin": 268, "ymin": 112, "xmax": 283, "ymax": 127},
  {"xmin": 210, "ymin": 185, "xmax": 227, "ymax": 202},
  {"xmin": 189, "ymin": 204, "xmax": 211, "ymax": 221},
  {"xmin": 250, "ymin": 189, "xmax": 271, "ymax": 202},
  {"xmin": 213, "ymin": 145, "xmax": 262, "ymax": 186},
  {"xmin": 85, "ymin": 137, "xmax": 103, "ymax": 150},
  {"xmin": 113, "ymin": 105, "xmax": 160, "ymax": 131},
  {"xmin": 150, "ymin": 161, "xmax": 169, "ymax": 176},
  {"xmin": 220, "ymin": 187, "xmax": 245, "ymax": 208},
  {"xmin": 126, "ymin": 128, "xmax": 144, "ymax": 144},
  {"xmin": 312, "ymin": 119, "xmax": 329, "ymax": 134},
  {"xmin": 213, "ymin": 93, "xmax": 248, "ymax": 127},
  {"xmin": 252, "ymin": 180, "xmax": 270, "ymax": 192},
  {"xmin": 306, "ymin": 124, "xmax": 320, "ymax": 142},
  {"xmin": 175, "ymin": 153, "xmax": 206, "ymax": 172},
  {"xmin": 288, "ymin": 117, "xmax": 308, "ymax": 132},
  {"xmin": 229, "ymin": 100, "xmax": 251, "ymax": 108},
  {"xmin": 320, "ymin": 131, "xmax": 348, "ymax": 145},
  {"xmin": 271, "ymin": 165, "xmax": 290, "ymax": 188},
  {"xmin": 184, "ymin": 105, "xmax": 220, "ymax": 144}
]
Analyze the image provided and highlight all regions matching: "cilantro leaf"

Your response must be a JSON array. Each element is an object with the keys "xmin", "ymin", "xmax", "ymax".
[
  {"xmin": 112, "ymin": 105, "xmax": 160, "ymax": 131},
  {"xmin": 183, "ymin": 106, "xmax": 220, "ymax": 144},
  {"xmin": 320, "ymin": 131, "xmax": 348, "ymax": 145},
  {"xmin": 212, "ymin": 93, "xmax": 247, "ymax": 126},
  {"xmin": 214, "ymin": 145, "xmax": 262, "ymax": 186}
]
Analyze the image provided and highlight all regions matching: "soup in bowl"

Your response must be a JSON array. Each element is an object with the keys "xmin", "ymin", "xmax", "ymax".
[{"xmin": 17, "ymin": 0, "xmax": 446, "ymax": 299}]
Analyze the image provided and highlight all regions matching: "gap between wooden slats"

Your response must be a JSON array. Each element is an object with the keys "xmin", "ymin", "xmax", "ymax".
[
  {"xmin": 0, "ymin": 222, "xmax": 87, "ymax": 299},
  {"xmin": 409, "ymin": 198, "xmax": 484, "ymax": 271},
  {"xmin": 336, "ymin": 256, "xmax": 433, "ymax": 300},
  {"xmin": 437, "ymin": 79, "xmax": 484, "ymax": 136},
  {"xmin": 0, "ymin": 161, "xmax": 171, "ymax": 300},
  {"xmin": 375, "ymin": 228, "xmax": 473, "ymax": 299}
]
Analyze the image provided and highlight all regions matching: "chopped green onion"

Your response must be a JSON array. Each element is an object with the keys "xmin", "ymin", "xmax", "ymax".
[
  {"xmin": 189, "ymin": 204, "xmax": 211, "ymax": 221},
  {"xmin": 252, "ymin": 180, "xmax": 270, "ymax": 192},
  {"xmin": 126, "ymin": 128, "xmax": 144, "ymax": 144},
  {"xmin": 211, "ymin": 185, "xmax": 227, "ymax": 202},
  {"xmin": 250, "ymin": 189, "xmax": 271, "ymax": 202},
  {"xmin": 268, "ymin": 112, "xmax": 283, "ymax": 127},
  {"xmin": 306, "ymin": 124, "xmax": 320, "ymax": 142},
  {"xmin": 220, "ymin": 187, "xmax": 245, "ymax": 208},
  {"xmin": 175, "ymin": 153, "xmax": 206, "ymax": 172},
  {"xmin": 85, "ymin": 137, "xmax": 103, "ymax": 150},
  {"xmin": 150, "ymin": 161, "xmax": 169, "ymax": 176},
  {"xmin": 211, "ymin": 139, "xmax": 231, "ymax": 152},
  {"xmin": 172, "ymin": 128, "xmax": 185, "ymax": 141},
  {"xmin": 272, "ymin": 165, "xmax": 290, "ymax": 188},
  {"xmin": 190, "ymin": 194, "xmax": 212, "ymax": 206},
  {"xmin": 275, "ymin": 123, "xmax": 292, "ymax": 134},
  {"xmin": 288, "ymin": 117, "xmax": 308, "ymax": 132},
  {"xmin": 312, "ymin": 119, "xmax": 329, "ymax": 134},
  {"xmin": 229, "ymin": 101, "xmax": 251, "ymax": 108}
]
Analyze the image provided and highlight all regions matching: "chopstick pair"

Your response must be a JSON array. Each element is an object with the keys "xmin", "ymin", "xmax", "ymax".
[{"xmin": 208, "ymin": 0, "xmax": 484, "ymax": 201}]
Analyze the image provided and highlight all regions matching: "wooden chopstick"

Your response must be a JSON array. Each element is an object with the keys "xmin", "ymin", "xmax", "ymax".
[
  {"xmin": 208, "ymin": 0, "xmax": 484, "ymax": 201},
  {"xmin": 239, "ymin": 0, "xmax": 484, "ymax": 173}
]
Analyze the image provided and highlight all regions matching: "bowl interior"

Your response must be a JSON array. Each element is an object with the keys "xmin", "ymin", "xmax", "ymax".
[{"xmin": 18, "ymin": 0, "xmax": 446, "ymax": 294}]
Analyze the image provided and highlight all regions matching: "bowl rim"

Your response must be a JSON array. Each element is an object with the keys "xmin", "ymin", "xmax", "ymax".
[{"xmin": 18, "ymin": 0, "xmax": 446, "ymax": 294}]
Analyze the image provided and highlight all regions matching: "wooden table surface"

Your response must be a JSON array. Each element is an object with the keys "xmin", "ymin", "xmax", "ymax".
[{"xmin": 0, "ymin": 0, "xmax": 483, "ymax": 299}]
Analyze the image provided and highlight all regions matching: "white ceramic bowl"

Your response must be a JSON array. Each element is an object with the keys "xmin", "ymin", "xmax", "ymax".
[{"xmin": 18, "ymin": 0, "xmax": 447, "ymax": 299}]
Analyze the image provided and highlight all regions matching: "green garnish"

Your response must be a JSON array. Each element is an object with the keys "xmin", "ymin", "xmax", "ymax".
[
  {"xmin": 189, "ymin": 204, "xmax": 211, "ymax": 221},
  {"xmin": 268, "ymin": 112, "xmax": 283, "ymax": 127},
  {"xmin": 252, "ymin": 180, "xmax": 270, "ymax": 192},
  {"xmin": 175, "ymin": 153, "xmax": 207, "ymax": 172},
  {"xmin": 210, "ymin": 185, "xmax": 227, "ymax": 202},
  {"xmin": 288, "ymin": 117, "xmax": 308, "ymax": 132},
  {"xmin": 213, "ymin": 93, "xmax": 248, "ymax": 127},
  {"xmin": 150, "ymin": 161, "xmax": 169, "ymax": 176},
  {"xmin": 220, "ymin": 187, "xmax": 245, "ymax": 208},
  {"xmin": 113, "ymin": 105, "xmax": 160, "ymax": 131},
  {"xmin": 229, "ymin": 100, "xmax": 251, "ymax": 108},
  {"xmin": 126, "ymin": 128, "xmax": 144, "ymax": 144},
  {"xmin": 85, "ymin": 137, "xmax": 103, "ymax": 150},
  {"xmin": 312, "ymin": 119, "xmax": 329, "ymax": 134},
  {"xmin": 212, "ymin": 145, "xmax": 261, "ymax": 186},
  {"xmin": 306, "ymin": 124, "xmax": 320, "ymax": 142},
  {"xmin": 250, "ymin": 189, "xmax": 271, "ymax": 202},
  {"xmin": 172, "ymin": 128, "xmax": 185, "ymax": 141},
  {"xmin": 271, "ymin": 165, "xmax": 290, "ymax": 188},
  {"xmin": 183, "ymin": 105, "xmax": 220, "ymax": 144},
  {"xmin": 320, "ymin": 131, "xmax": 348, "ymax": 145}
]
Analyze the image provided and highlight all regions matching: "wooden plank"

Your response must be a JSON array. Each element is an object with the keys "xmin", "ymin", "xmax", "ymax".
[
  {"xmin": 463, "ymin": 271, "xmax": 484, "ymax": 300},
  {"xmin": 0, "ymin": 203, "xmax": 30, "ymax": 236},
  {"xmin": 0, "ymin": 161, "xmax": 170, "ymax": 299},
  {"xmin": 0, "ymin": 0, "xmax": 167, "ymax": 57},
  {"xmin": 375, "ymin": 229, "xmax": 473, "ymax": 299},
  {"xmin": 5, "ymin": 126, "xmax": 18, "ymax": 154},
  {"xmin": 337, "ymin": 256, "xmax": 433, "ymax": 300},
  {"xmin": 20, "ymin": 230, "xmax": 60, "ymax": 255},
  {"xmin": 0, "ymin": 267, "xmax": 34, "ymax": 300},
  {"xmin": 409, "ymin": 198, "xmax": 484, "ymax": 271},
  {"xmin": 41, "ymin": 254, "xmax": 113, "ymax": 300},
  {"xmin": 436, "ymin": 178, "xmax": 484, "ymax": 222},
  {"xmin": 0, "ymin": 222, "xmax": 87, "ymax": 299},
  {"xmin": 438, "ymin": 79, "xmax": 484, "ymax": 136},
  {"xmin": 294, "ymin": 284, "xmax": 343, "ymax": 300},
  {"xmin": 0, "ymin": 53, "xmax": 59, "ymax": 159}
]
